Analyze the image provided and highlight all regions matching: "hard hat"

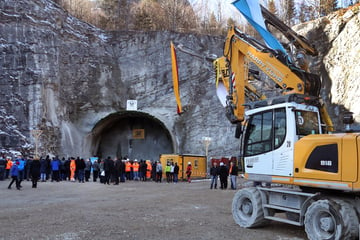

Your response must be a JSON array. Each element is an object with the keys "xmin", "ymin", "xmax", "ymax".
[
  {"xmin": 220, "ymin": 162, "xmax": 224, "ymax": 166},
  {"xmin": 188, "ymin": 162, "xmax": 191, "ymax": 165}
]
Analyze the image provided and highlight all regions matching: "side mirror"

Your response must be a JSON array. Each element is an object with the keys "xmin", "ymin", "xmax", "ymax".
[{"xmin": 235, "ymin": 123, "xmax": 243, "ymax": 139}]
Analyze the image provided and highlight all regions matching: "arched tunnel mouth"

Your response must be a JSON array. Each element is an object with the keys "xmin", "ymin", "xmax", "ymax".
[{"xmin": 90, "ymin": 111, "xmax": 174, "ymax": 161}]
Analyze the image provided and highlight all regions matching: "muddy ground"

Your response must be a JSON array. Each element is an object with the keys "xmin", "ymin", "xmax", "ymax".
[{"xmin": 0, "ymin": 177, "xmax": 307, "ymax": 240}]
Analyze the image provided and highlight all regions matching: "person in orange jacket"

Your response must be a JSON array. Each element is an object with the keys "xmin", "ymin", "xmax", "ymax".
[
  {"xmin": 125, "ymin": 160, "xmax": 132, "ymax": 180},
  {"xmin": 5, "ymin": 157, "xmax": 13, "ymax": 179},
  {"xmin": 70, "ymin": 157, "xmax": 76, "ymax": 182},
  {"xmin": 146, "ymin": 160, "xmax": 152, "ymax": 180},
  {"xmin": 132, "ymin": 159, "xmax": 140, "ymax": 180}
]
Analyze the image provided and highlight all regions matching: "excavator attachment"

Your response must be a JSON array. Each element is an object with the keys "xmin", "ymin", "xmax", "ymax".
[{"xmin": 170, "ymin": 42, "xmax": 183, "ymax": 114}]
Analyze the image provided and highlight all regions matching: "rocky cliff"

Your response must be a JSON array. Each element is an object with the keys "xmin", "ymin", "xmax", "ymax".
[
  {"xmin": 0, "ymin": 0, "xmax": 359, "ymax": 160},
  {"xmin": 293, "ymin": 5, "xmax": 360, "ymax": 128}
]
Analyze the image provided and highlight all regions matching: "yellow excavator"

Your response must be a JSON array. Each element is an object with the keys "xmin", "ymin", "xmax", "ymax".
[{"xmin": 171, "ymin": 1, "xmax": 359, "ymax": 239}]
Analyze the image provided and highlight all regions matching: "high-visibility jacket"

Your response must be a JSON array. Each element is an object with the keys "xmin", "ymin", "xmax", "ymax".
[
  {"xmin": 125, "ymin": 162, "xmax": 132, "ymax": 172},
  {"xmin": 6, "ymin": 160, "xmax": 13, "ymax": 170},
  {"xmin": 70, "ymin": 159, "xmax": 76, "ymax": 171},
  {"xmin": 146, "ymin": 162, "xmax": 152, "ymax": 171},
  {"xmin": 146, "ymin": 162, "xmax": 152, "ymax": 178},
  {"xmin": 133, "ymin": 162, "xmax": 139, "ymax": 172}
]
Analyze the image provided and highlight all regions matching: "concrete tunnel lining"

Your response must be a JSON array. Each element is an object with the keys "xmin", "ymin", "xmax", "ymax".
[{"xmin": 89, "ymin": 111, "xmax": 174, "ymax": 161}]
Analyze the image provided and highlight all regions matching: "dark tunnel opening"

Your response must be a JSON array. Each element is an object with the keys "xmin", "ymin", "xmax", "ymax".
[{"xmin": 90, "ymin": 111, "xmax": 174, "ymax": 161}]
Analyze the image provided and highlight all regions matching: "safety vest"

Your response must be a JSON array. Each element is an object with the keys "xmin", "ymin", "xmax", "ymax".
[
  {"xmin": 6, "ymin": 160, "xmax": 13, "ymax": 170},
  {"xmin": 125, "ymin": 162, "xmax": 131, "ymax": 172},
  {"xmin": 146, "ymin": 162, "xmax": 152, "ymax": 171},
  {"xmin": 133, "ymin": 162, "xmax": 139, "ymax": 172},
  {"xmin": 70, "ymin": 160, "xmax": 76, "ymax": 171}
]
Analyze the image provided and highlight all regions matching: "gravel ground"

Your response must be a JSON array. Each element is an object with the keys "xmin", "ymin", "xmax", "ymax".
[{"xmin": 0, "ymin": 178, "xmax": 307, "ymax": 240}]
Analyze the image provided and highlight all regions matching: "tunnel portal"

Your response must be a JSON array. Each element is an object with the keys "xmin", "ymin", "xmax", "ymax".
[{"xmin": 90, "ymin": 111, "xmax": 174, "ymax": 161}]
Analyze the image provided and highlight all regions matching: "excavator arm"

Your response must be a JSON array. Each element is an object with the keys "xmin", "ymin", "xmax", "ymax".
[
  {"xmin": 214, "ymin": 23, "xmax": 333, "ymax": 131},
  {"xmin": 170, "ymin": 2, "xmax": 334, "ymax": 131},
  {"xmin": 214, "ymin": 26, "xmax": 320, "ymax": 122}
]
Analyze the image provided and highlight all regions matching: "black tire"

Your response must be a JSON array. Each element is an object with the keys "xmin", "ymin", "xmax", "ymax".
[
  {"xmin": 304, "ymin": 199, "xmax": 359, "ymax": 240},
  {"xmin": 232, "ymin": 187, "xmax": 268, "ymax": 228},
  {"xmin": 334, "ymin": 200, "xmax": 359, "ymax": 240}
]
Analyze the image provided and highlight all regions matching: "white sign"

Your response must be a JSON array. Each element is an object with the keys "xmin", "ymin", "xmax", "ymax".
[{"xmin": 127, "ymin": 100, "xmax": 137, "ymax": 110}]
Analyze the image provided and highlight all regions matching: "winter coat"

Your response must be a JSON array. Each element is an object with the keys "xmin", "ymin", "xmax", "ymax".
[
  {"xmin": 40, "ymin": 159, "xmax": 48, "ymax": 173},
  {"xmin": 210, "ymin": 166, "xmax": 219, "ymax": 176},
  {"xmin": 10, "ymin": 164, "xmax": 19, "ymax": 177},
  {"xmin": 219, "ymin": 165, "xmax": 229, "ymax": 178},
  {"xmin": 92, "ymin": 161, "xmax": 99, "ymax": 171},
  {"xmin": 76, "ymin": 159, "xmax": 86, "ymax": 170},
  {"xmin": 85, "ymin": 160, "xmax": 92, "ymax": 171},
  {"xmin": 51, "ymin": 159, "xmax": 60, "ymax": 171},
  {"xmin": 229, "ymin": 165, "xmax": 238, "ymax": 176},
  {"xmin": 30, "ymin": 160, "xmax": 41, "ymax": 178},
  {"xmin": 174, "ymin": 165, "xmax": 179, "ymax": 174},
  {"xmin": 156, "ymin": 163, "xmax": 162, "ymax": 173},
  {"xmin": 18, "ymin": 159, "xmax": 25, "ymax": 171}
]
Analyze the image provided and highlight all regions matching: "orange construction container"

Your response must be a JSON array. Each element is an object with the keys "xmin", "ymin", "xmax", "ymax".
[{"xmin": 159, "ymin": 154, "xmax": 207, "ymax": 180}]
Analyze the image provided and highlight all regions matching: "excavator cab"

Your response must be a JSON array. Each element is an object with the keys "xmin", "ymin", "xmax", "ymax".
[{"xmin": 241, "ymin": 95, "xmax": 322, "ymax": 180}]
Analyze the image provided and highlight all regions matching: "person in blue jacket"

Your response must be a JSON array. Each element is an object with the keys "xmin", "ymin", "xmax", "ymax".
[{"xmin": 8, "ymin": 160, "xmax": 20, "ymax": 190}]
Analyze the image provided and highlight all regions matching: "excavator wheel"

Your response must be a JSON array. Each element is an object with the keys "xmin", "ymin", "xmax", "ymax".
[
  {"xmin": 304, "ymin": 199, "xmax": 359, "ymax": 240},
  {"xmin": 232, "ymin": 187, "xmax": 268, "ymax": 228}
]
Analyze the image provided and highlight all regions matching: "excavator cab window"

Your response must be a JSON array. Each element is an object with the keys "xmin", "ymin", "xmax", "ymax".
[
  {"xmin": 244, "ymin": 108, "xmax": 286, "ymax": 157},
  {"xmin": 295, "ymin": 110, "xmax": 320, "ymax": 136},
  {"xmin": 274, "ymin": 108, "xmax": 286, "ymax": 148}
]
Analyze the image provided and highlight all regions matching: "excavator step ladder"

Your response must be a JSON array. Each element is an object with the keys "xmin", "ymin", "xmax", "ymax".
[{"xmin": 258, "ymin": 187, "xmax": 317, "ymax": 226}]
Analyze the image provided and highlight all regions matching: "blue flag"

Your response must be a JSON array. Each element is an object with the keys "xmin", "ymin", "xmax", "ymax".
[{"xmin": 232, "ymin": 0, "xmax": 287, "ymax": 55}]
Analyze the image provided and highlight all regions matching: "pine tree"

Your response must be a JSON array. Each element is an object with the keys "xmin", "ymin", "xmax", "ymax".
[
  {"xmin": 320, "ymin": 0, "xmax": 338, "ymax": 16},
  {"xmin": 282, "ymin": 0, "xmax": 296, "ymax": 26}
]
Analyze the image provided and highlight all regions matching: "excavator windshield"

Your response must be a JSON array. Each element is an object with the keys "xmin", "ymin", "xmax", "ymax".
[{"xmin": 295, "ymin": 110, "xmax": 320, "ymax": 135}]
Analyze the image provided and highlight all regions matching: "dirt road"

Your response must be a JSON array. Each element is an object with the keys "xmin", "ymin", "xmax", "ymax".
[{"xmin": 0, "ymin": 178, "xmax": 307, "ymax": 240}]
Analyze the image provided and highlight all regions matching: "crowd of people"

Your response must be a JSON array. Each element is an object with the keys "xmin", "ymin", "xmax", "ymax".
[
  {"xmin": 0, "ymin": 154, "xmax": 239, "ymax": 190},
  {"xmin": 0, "ymin": 155, "xmax": 200, "ymax": 190},
  {"xmin": 209, "ymin": 161, "xmax": 238, "ymax": 190}
]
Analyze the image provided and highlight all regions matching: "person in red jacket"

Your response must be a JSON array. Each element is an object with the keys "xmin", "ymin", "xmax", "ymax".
[{"xmin": 186, "ymin": 162, "xmax": 192, "ymax": 183}]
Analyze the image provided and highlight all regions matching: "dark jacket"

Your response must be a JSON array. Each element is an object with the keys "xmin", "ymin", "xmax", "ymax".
[
  {"xmin": 40, "ymin": 159, "xmax": 48, "ymax": 173},
  {"xmin": 174, "ymin": 165, "xmax": 179, "ymax": 174},
  {"xmin": 210, "ymin": 166, "xmax": 219, "ymax": 176},
  {"xmin": 230, "ymin": 165, "xmax": 238, "ymax": 175},
  {"xmin": 30, "ymin": 160, "xmax": 41, "ymax": 178},
  {"xmin": 219, "ymin": 165, "xmax": 228, "ymax": 178},
  {"xmin": 76, "ymin": 158, "xmax": 86, "ymax": 170},
  {"xmin": 104, "ymin": 158, "xmax": 114, "ymax": 172}
]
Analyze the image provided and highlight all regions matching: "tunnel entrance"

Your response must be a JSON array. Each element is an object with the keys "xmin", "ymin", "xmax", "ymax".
[{"xmin": 90, "ymin": 111, "xmax": 173, "ymax": 161}]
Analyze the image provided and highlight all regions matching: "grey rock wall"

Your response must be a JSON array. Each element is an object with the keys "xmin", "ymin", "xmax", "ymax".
[
  {"xmin": 0, "ymin": 0, "xmax": 237, "ymax": 159},
  {"xmin": 1, "ymin": 0, "xmax": 359, "ymax": 159},
  {"xmin": 293, "ymin": 7, "xmax": 360, "ymax": 129}
]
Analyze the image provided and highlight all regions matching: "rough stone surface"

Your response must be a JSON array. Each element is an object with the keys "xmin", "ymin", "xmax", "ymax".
[
  {"xmin": 293, "ymin": 6, "xmax": 360, "ymax": 127},
  {"xmin": 0, "ymin": 0, "xmax": 359, "ymax": 159},
  {"xmin": 0, "ymin": 0, "xmax": 231, "ymax": 159}
]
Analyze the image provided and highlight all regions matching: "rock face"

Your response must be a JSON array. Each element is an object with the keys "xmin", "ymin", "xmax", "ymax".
[
  {"xmin": 0, "ymin": 0, "xmax": 233, "ymax": 160},
  {"xmin": 293, "ymin": 6, "xmax": 360, "ymax": 128},
  {"xmin": 0, "ymin": 0, "xmax": 359, "ymax": 160}
]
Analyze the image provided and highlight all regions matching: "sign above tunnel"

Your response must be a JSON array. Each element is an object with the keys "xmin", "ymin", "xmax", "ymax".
[
  {"xmin": 133, "ymin": 129, "xmax": 145, "ymax": 139},
  {"xmin": 126, "ymin": 100, "xmax": 137, "ymax": 110}
]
